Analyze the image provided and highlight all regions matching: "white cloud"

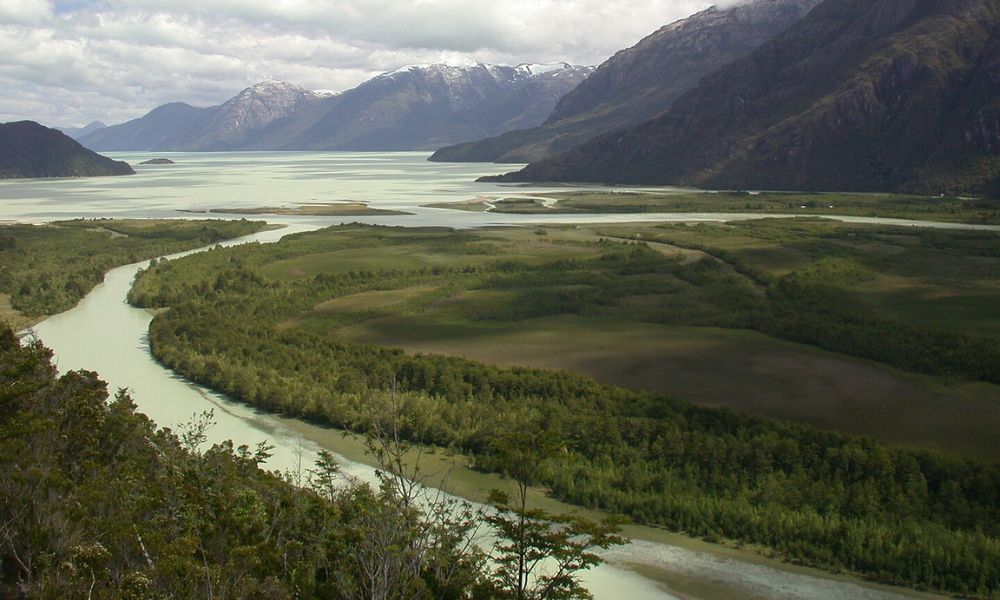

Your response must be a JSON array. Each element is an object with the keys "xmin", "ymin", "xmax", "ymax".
[
  {"xmin": 1, "ymin": 0, "xmax": 717, "ymax": 127},
  {"xmin": 0, "ymin": 0, "xmax": 53, "ymax": 26}
]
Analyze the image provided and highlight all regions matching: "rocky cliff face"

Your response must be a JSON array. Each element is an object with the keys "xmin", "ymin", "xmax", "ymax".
[
  {"xmin": 430, "ymin": 0, "xmax": 821, "ymax": 164},
  {"xmin": 0, "ymin": 121, "xmax": 134, "ymax": 178},
  {"xmin": 79, "ymin": 64, "xmax": 591, "ymax": 153},
  {"xmin": 488, "ymin": 0, "xmax": 1000, "ymax": 196}
]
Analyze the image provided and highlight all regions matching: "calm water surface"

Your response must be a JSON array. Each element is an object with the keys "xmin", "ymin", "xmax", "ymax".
[{"xmin": 17, "ymin": 152, "xmax": 943, "ymax": 599}]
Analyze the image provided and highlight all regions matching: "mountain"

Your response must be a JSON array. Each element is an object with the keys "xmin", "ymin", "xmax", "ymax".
[
  {"xmin": 59, "ymin": 121, "xmax": 107, "ymax": 140},
  {"xmin": 429, "ymin": 0, "xmax": 821, "ymax": 164},
  {"xmin": 182, "ymin": 81, "xmax": 322, "ymax": 150},
  {"xmin": 249, "ymin": 63, "xmax": 592, "ymax": 151},
  {"xmin": 0, "ymin": 121, "xmax": 134, "ymax": 178},
  {"xmin": 78, "ymin": 102, "xmax": 216, "ymax": 151},
  {"xmin": 79, "ymin": 65, "xmax": 591, "ymax": 152},
  {"xmin": 486, "ymin": 0, "xmax": 1000, "ymax": 196},
  {"xmin": 78, "ymin": 81, "xmax": 319, "ymax": 152}
]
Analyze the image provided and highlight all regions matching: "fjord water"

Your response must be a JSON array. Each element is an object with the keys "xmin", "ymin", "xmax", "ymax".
[{"xmin": 18, "ymin": 152, "xmax": 943, "ymax": 599}]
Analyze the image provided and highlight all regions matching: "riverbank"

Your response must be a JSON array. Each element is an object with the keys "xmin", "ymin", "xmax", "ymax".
[{"xmin": 273, "ymin": 414, "xmax": 946, "ymax": 600}]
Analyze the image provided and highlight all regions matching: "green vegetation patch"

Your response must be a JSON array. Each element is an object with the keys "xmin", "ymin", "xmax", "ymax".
[
  {"xmin": 429, "ymin": 191, "xmax": 1000, "ymax": 225},
  {"xmin": 0, "ymin": 326, "xmax": 625, "ymax": 600},
  {"xmin": 128, "ymin": 222, "xmax": 1000, "ymax": 597},
  {"xmin": 0, "ymin": 218, "xmax": 267, "ymax": 326}
]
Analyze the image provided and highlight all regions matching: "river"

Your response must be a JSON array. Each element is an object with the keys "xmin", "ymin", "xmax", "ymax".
[{"xmin": 12, "ymin": 152, "xmax": 956, "ymax": 599}]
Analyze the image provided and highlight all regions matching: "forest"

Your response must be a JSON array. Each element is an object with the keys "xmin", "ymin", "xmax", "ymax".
[
  {"xmin": 128, "ymin": 222, "xmax": 1000, "ymax": 597},
  {"xmin": 0, "ymin": 325, "xmax": 622, "ymax": 599},
  {"xmin": 0, "ymin": 218, "xmax": 266, "ymax": 326}
]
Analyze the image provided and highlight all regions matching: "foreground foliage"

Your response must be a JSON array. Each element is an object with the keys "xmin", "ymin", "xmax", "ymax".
[
  {"xmin": 0, "ymin": 327, "xmax": 620, "ymax": 599},
  {"xmin": 130, "ymin": 223, "xmax": 1000, "ymax": 597}
]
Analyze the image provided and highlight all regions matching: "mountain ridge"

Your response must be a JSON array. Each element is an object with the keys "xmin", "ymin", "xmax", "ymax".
[
  {"xmin": 484, "ymin": 0, "xmax": 1000, "ymax": 196},
  {"xmin": 79, "ymin": 63, "xmax": 592, "ymax": 152},
  {"xmin": 429, "ymin": 0, "xmax": 821, "ymax": 164}
]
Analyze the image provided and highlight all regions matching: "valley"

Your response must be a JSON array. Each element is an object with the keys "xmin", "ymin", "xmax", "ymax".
[
  {"xmin": 124, "ymin": 219, "xmax": 1000, "ymax": 595},
  {"xmin": 4, "ymin": 0, "xmax": 1000, "ymax": 596}
]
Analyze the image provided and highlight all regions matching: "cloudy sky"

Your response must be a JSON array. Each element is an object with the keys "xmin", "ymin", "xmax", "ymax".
[{"xmin": 1, "ymin": 0, "xmax": 720, "ymax": 128}]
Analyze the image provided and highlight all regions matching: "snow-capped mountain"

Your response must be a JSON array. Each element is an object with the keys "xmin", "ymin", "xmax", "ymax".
[
  {"xmin": 431, "ymin": 0, "xmax": 821, "ymax": 164},
  {"xmin": 186, "ymin": 81, "xmax": 321, "ymax": 149},
  {"xmin": 79, "ymin": 63, "xmax": 592, "ymax": 152},
  {"xmin": 247, "ymin": 62, "xmax": 594, "ymax": 151}
]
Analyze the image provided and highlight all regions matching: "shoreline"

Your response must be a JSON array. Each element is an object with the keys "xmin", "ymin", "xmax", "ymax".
[{"xmin": 269, "ymin": 412, "xmax": 946, "ymax": 600}]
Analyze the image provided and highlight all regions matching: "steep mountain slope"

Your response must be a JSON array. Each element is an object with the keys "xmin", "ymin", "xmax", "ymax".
[
  {"xmin": 0, "ymin": 121, "xmax": 134, "ymax": 178},
  {"xmin": 430, "ymin": 0, "xmax": 820, "ymax": 164},
  {"xmin": 78, "ymin": 103, "xmax": 215, "ymax": 151},
  {"xmin": 59, "ymin": 121, "xmax": 106, "ymax": 140},
  {"xmin": 488, "ymin": 0, "xmax": 1000, "ymax": 196},
  {"xmin": 248, "ymin": 63, "xmax": 593, "ymax": 151}
]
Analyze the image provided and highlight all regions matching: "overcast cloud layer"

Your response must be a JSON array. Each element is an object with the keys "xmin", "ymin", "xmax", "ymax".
[{"xmin": 0, "ymin": 0, "xmax": 721, "ymax": 128}]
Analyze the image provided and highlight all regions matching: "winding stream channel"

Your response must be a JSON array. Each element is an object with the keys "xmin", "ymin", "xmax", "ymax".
[{"xmin": 10, "ymin": 151, "xmax": 976, "ymax": 599}]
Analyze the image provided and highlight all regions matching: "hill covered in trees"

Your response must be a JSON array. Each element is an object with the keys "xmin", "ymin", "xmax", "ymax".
[{"xmin": 0, "ymin": 121, "xmax": 133, "ymax": 179}]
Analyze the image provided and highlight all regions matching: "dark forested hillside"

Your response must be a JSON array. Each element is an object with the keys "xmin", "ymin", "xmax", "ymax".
[
  {"xmin": 429, "ymin": 0, "xmax": 820, "ymax": 164},
  {"xmin": 487, "ymin": 0, "xmax": 1000, "ymax": 196},
  {"xmin": 0, "ymin": 121, "xmax": 133, "ymax": 179}
]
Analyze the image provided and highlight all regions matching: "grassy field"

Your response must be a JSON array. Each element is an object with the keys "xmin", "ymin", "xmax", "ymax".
[
  {"xmin": 593, "ymin": 220, "xmax": 1000, "ymax": 341},
  {"xmin": 428, "ymin": 190, "xmax": 1000, "ymax": 224},
  {"xmin": 328, "ymin": 315, "xmax": 1000, "ymax": 460},
  {"xmin": 230, "ymin": 221, "xmax": 1000, "ymax": 460}
]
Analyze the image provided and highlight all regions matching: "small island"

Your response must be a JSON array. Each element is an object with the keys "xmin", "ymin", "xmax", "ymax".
[
  {"xmin": 206, "ymin": 202, "xmax": 411, "ymax": 217},
  {"xmin": 139, "ymin": 158, "xmax": 175, "ymax": 165}
]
